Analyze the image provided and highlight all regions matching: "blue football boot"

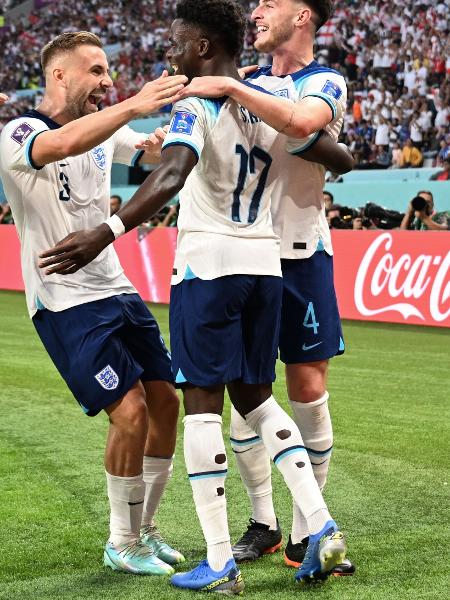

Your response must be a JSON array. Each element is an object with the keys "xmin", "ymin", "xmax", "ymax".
[
  {"xmin": 171, "ymin": 558, "xmax": 244, "ymax": 594},
  {"xmin": 295, "ymin": 521, "xmax": 347, "ymax": 583}
]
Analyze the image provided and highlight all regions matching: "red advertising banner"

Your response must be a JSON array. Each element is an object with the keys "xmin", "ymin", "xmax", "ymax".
[{"xmin": 1, "ymin": 225, "xmax": 449, "ymax": 327}]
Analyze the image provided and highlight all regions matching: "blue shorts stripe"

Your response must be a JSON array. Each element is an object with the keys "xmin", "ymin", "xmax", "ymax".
[
  {"xmin": 273, "ymin": 445, "xmax": 307, "ymax": 465},
  {"xmin": 230, "ymin": 435, "xmax": 261, "ymax": 446},
  {"xmin": 188, "ymin": 469, "xmax": 228, "ymax": 480}
]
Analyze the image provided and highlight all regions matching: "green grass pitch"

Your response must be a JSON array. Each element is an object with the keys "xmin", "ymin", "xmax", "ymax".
[{"xmin": 0, "ymin": 290, "xmax": 449, "ymax": 600}]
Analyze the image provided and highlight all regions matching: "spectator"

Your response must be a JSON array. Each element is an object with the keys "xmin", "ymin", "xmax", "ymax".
[
  {"xmin": 430, "ymin": 157, "xmax": 450, "ymax": 181},
  {"xmin": 400, "ymin": 190, "xmax": 450, "ymax": 231},
  {"xmin": 0, "ymin": 202, "xmax": 14, "ymax": 224},
  {"xmin": 401, "ymin": 139, "xmax": 423, "ymax": 168},
  {"xmin": 323, "ymin": 191, "xmax": 334, "ymax": 211},
  {"xmin": 110, "ymin": 194, "xmax": 122, "ymax": 215}
]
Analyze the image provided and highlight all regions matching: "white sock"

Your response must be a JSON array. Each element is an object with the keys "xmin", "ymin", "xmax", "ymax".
[
  {"xmin": 290, "ymin": 394, "xmax": 333, "ymax": 543},
  {"xmin": 230, "ymin": 405, "xmax": 277, "ymax": 529},
  {"xmin": 141, "ymin": 456, "xmax": 173, "ymax": 529},
  {"xmin": 183, "ymin": 414, "xmax": 233, "ymax": 571},
  {"xmin": 244, "ymin": 396, "xmax": 332, "ymax": 536},
  {"xmin": 106, "ymin": 471, "xmax": 145, "ymax": 547}
]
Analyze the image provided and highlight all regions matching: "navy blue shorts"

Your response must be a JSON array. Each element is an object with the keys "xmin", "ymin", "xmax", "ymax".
[
  {"xmin": 32, "ymin": 294, "xmax": 173, "ymax": 416},
  {"xmin": 279, "ymin": 253, "xmax": 345, "ymax": 364},
  {"xmin": 169, "ymin": 275, "xmax": 282, "ymax": 387}
]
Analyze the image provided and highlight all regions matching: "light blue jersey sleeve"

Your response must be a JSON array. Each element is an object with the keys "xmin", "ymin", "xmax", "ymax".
[{"xmin": 162, "ymin": 98, "xmax": 208, "ymax": 162}]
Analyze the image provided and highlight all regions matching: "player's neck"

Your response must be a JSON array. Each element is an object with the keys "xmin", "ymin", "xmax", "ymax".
[
  {"xmin": 270, "ymin": 39, "xmax": 314, "ymax": 76},
  {"xmin": 201, "ymin": 59, "xmax": 240, "ymax": 80},
  {"xmin": 36, "ymin": 95, "xmax": 74, "ymax": 126}
]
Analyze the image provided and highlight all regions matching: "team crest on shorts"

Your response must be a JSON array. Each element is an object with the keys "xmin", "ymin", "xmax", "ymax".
[
  {"xmin": 91, "ymin": 145, "xmax": 106, "ymax": 170},
  {"xmin": 95, "ymin": 365, "xmax": 119, "ymax": 390}
]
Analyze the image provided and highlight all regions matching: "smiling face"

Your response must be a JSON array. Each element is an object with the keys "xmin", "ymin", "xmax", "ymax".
[
  {"xmin": 58, "ymin": 45, "xmax": 113, "ymax": 119},
  {"xmin": 251, "ymin": 0, "xmax": 306, "ymax": 54},
  {"xmin": 166, "ymin": 19, "xmax": 204, "ymax": 82}
]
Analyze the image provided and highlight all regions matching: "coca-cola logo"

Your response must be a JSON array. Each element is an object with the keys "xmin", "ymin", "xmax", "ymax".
[{"xmin": 355, "ymin": 233, "xmax": 450, "ymax": 323}]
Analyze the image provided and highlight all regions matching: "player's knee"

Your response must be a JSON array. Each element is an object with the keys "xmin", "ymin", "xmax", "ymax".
[
  {"xmin": 293, "ymin": 385, "xmax": 326, "ymax": 403},
  {"xmin": 117, "ymin": 396, "xmax": 149, "ymax": 435}
]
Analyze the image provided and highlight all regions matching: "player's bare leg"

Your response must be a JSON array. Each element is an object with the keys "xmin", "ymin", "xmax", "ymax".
[
  {"xmin": 103, "ymin": 380, "xmax": 174, "ymax": 575},
  {"xmin": 139, "ymin": 381, "xmax": 185, "ymax": 564}
]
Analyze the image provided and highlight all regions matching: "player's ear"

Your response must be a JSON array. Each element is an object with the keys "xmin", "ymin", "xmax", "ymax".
[
  {"xmin": 295, "ymin": 7, "xmax": 313, "ymax": 29},
  {"xmin": 52, "ymin": 68, "xmax": 65, "ymax": 85},
  {"xmin": 198, "ymin": 38, "xmax": 210, "ymax": 57}
]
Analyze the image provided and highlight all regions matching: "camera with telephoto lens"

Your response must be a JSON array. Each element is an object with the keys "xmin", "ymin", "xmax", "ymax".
[
  {"xmin": 411, "ymin": 196, "xmax": 430, "ymax": 213},
  {"xmin": 329, "ymin": 206, "xmax": 360, "ymax": 229},
  {"xmin": 362, "ymin": 203, "xmax": 404, "ymax": 230}
]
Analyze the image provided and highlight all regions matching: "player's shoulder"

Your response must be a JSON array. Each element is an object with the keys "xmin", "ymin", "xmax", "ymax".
[
  {"xmin": 1, "ymin": 110, "xmax": 55, "ymax": 148},
  {"xmin": 291, "ymin": 61, "xmax": 346, "ymax": 87}
]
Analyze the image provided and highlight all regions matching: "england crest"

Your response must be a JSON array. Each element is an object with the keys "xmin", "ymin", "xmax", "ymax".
[
  {"xmin": 95, "ymin": 365, "xmax": 119, "ymax": 390},
  {"xmin": 91, "ymin": 145, "xmax": 106, "ymax": 170}
]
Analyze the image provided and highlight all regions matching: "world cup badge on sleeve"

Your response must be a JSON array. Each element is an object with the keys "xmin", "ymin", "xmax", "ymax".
[
  {"xmin": 95, "ymin": 365, "xmax": 119, "ymax": 390},
  {"xmin": 11, "ymin": 123, "xmax": 35, "ymax": 145}
]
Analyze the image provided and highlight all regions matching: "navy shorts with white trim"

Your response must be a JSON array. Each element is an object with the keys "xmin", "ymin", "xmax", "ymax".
[
  {"xmin": 32, "ymin": 294, "xmax": 173, "ymax": 416},
  {"xmin": 279, "ymin": 252, "xmax": 345, "ymax": 364},
  {"xmin": 169, "ymin": 274, "xmax": 282, "ymax": 387}
]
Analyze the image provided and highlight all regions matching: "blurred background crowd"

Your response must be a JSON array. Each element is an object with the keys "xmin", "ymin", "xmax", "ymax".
[{"xmin": 0, "ymin": 0, "xmax": 449, "ymax": 230}]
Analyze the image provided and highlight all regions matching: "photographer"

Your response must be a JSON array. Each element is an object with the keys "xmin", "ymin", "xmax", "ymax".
[{"xmin": 400, "ymin": 191, "xmax": 450, "ymax": 231}]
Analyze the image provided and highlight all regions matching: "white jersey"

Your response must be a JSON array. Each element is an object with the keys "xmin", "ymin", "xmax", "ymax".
[
  {"xmin": 0, "ymin": 110, "xmax": 141, "ymax": 317},
  {"xmin": 162, "ymin": 97, "xmax": 282, "ymax": 284},
  {"xmin": 246, "ymin": 61, "xmax": 347, "ymax": 259}
]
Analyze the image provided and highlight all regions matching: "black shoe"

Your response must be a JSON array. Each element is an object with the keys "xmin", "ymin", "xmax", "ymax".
[
  {"xmin": 232, "ymin": 519, "xmax": 282, "ymax": 563},
  {"xmin": 284, "ymin": 535, "xmax": 355, "ymax": 576}
]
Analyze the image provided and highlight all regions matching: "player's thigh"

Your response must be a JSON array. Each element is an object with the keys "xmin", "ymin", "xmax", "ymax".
[
  {"xmin": 32, "ymin": 297, "xmax": 142, "ymax": 416},
  {"xmin": 240, "ymin": 275, "xmax": 283, "ymax": 385},
  {"xmin": 169, "ymin": 276, "xmax": 253, "ymax": 387},
  {"xmin": 279, "ymin": 254, "xmax": 344, "ymax": 365},
  {"xmin": 118, "ymin": 294, "xmax": 173, "ymax": 384}
]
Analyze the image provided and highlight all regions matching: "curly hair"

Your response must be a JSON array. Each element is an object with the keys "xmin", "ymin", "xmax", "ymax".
[{"xmin": 176, "ymin": 0, "xmax": 246, "ymax": 57}]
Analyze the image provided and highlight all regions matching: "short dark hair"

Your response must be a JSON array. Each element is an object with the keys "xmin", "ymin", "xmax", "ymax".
[
  {"xmin": 176, "ymin": 0, "xmax": 246, "ymax": 57},
  {"xmin": 41, "ymin": 31, "xmax": 103, "ymax": 71},
  {"xmin": 300, "ymin": 0, "xmax": 334, "ymax": 31},
  {"xmin": 417, "ymin": 190, "xmax": 433, "ymax": 201},
  {"xmin": 323, "ymin": 190, "xmax": 334, "ymax": 201},
  {"xmin": 110, "ymin": 194, "xmax": 122, "ymax": 205}
]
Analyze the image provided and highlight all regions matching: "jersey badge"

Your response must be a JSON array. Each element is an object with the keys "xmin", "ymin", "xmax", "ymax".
[
  {"xmin": 11, "ymin": 122, "xmax": 35, "ymax": 145},
  {"xmin": 274, "ymin": 89, "xmax": 289, "ymax": 98},
  {"xmin": 95, "ymin": 364, "xmax": 119, "ymax": 390},
  {"xmin": 91, "ymin": 145, "xmax": 106, "ymax": 170},
  {"xmin": 170, "ymin": 111, "xmax": 197, "ymax": 136},
  {"xmin": 321, "ymin": 80, "xmax": 342, "ymax": 100}
]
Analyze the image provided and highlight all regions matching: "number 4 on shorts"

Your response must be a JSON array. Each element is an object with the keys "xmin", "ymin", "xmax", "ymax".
[{"xmin": 303, "ymin": 302, "xmax": 319, "ymax": 335}]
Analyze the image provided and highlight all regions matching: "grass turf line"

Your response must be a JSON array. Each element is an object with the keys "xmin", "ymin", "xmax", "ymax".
[{"xmin": 0, "ymin": 290, "xmax": 449, "ymax": 600}]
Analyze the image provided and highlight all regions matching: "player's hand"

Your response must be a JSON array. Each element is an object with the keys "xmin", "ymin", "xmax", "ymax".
[
  {"xmin": 175, "ymin": 76, "xmax": 233, "ymax": 101},
  {"xmin": 38, "ymin": 225, "xmax": 114, "ymax": 275},
  {"xmin": 238, "ymin": 65, "xmax": 259, "ymax": 79},
  {"xmin": 0, "ymin": 93, "xmax": 9, "ymax": 106},
  {"xmin": 132, "ymin": 71, "xmax": 188, "ymax": 117},
  {"xmin": 135, "ymin": 126, "xmax": 169, "ymax": 163}
]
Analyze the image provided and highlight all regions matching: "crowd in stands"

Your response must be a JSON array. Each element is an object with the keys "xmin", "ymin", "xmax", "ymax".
[{"xmin": 0, "ymin": 0, "xmax": 449, "ymax": 172}]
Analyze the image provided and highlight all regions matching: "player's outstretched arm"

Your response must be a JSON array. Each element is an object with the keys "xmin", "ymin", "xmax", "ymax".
[
  {"xmin": 39, "ymin": 146, "xmax": 196, "ymax": 275},
  {"xmin": 176, "ymin": 76, "xmax": 332, "ymax": 139},
  {"xmin": 0, "ymin": 93, "xmax": 8, "ymax": 105},
  {"xmin": 31, "ymin": 73, "xmax": 187, "ymax": 167},
  {"xmin": 301, "ymin": 132, "xmax": 355, "ymax": 174}
]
